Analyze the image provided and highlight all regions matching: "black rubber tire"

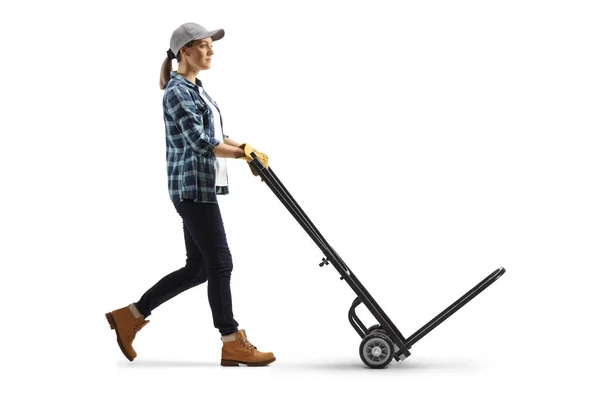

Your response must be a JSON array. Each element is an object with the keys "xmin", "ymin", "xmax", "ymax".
[
  {"xmin": 366, "ymin": 324, "xmax": 380, "ymax": 333},
  {"xmin": 359, "ymin": 332, "xmax": 395, "ymax": 369},
  {"xmin": 366, "ymin": 324, "xmax": 387, "ymax": 336}
]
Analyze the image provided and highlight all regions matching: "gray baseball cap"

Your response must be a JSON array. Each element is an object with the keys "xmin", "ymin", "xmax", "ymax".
[{"xmin": 168, "ymin": 22, "xmax": 225, "ymax": 59}]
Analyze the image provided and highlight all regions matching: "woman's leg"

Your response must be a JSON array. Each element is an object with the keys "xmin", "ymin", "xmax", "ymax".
[
  {"xmin": 134, "ymin": 221, "xmax": 208, "ymax": 318},
  {"xmin": 173, "ymin": 199, "xmax": 239, "ymax": 336}
]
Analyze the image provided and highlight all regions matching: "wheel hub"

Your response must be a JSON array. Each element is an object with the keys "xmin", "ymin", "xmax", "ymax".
[{"xmin": 371, "ymin": 346, "xmax": 382, "ymax": 357}]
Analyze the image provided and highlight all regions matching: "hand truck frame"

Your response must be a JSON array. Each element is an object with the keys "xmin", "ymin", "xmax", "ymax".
[{"xmin": 248, "ymin": 153, "xmax": 506, "ymax": 369}]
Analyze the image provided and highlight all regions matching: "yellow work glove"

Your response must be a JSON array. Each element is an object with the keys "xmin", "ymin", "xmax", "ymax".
[{"xmin": 238, "ymin": 143, "xmax": 269, "ymax": 179}]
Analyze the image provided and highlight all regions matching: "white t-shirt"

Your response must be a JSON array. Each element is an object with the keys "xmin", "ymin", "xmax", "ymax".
[{"xmin": 197, "ymin": 85, "xmax": 228, "ymax": 189}]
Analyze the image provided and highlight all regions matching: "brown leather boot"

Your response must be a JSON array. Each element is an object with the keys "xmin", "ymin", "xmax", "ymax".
[
  {"xmin": 105, "ymin": 304, "xmax": 149, "ymax": 362},
  {"xmin": 221, "ymin": 329, "xmax": 276, "ymax": 366}
]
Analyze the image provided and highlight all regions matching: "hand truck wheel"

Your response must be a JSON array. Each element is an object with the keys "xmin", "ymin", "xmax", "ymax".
[{"xmin": 359, "ymin": 332, "xmax": 395, "ymax": 369}]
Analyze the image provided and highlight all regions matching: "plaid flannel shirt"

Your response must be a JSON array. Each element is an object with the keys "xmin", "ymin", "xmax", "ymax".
[{"xmin": 163, "ymin": 71, "xmax": 229, "ymax": 204}]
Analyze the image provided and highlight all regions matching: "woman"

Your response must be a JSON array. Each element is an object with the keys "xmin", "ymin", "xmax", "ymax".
[{"xmin": 105, "ymin": 22, "xmax": 274, "ymax": 367}]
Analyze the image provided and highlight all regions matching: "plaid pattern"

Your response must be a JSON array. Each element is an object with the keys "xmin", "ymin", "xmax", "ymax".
[{"xmin": 163, "ymin": 71, "xmax": 229, "ymax": 204}]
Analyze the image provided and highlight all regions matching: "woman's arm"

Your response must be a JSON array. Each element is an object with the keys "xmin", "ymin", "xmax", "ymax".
[
  {"xmin": 214, "ymin": 142, "xmax": 245, "ymax": 159},
  {"xmin": 224, "ymin": 137, "xmax": 242, "ymax": 147},
  {"xmin": 214, "ymin": 136, "xmax": 246, "ymax": 158}
]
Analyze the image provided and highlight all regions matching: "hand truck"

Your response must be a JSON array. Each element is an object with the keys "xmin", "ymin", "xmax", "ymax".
[{"xmin": 248, "ymin": 153, "xmax": 506, "ymax": 369}]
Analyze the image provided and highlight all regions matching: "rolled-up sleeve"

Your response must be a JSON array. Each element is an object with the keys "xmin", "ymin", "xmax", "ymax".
[{"xmin": 165, "ymin": 86, "xmax": 221, "ymax": 156}]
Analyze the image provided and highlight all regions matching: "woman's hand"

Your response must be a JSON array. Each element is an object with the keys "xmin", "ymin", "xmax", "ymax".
[{"xmin": 239, "ymin": 143, "xmax": 269, "ymax": 180}]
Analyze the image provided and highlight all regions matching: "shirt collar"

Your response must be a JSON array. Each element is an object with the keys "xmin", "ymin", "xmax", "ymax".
[{"xmin": 169, "ymin": 71, "xmax": 203, "ymax": 89}]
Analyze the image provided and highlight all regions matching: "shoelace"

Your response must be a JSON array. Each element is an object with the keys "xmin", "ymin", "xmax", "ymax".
[
  {"xmin": 132, "ymin": 320, "xmax": 148, "ymax": 337},
  {"xmin": 239, "ymin": 337, "xmax": 257, "ymax": 351}
]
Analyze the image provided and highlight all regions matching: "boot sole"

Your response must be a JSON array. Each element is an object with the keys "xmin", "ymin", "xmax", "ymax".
[
  {"xmin": 105, "ymin": 312, "xmax": 134, "ymax": 362},
  {"xmin": 221, "ymin": 357, "xmax": 276, "ymax": 367}
]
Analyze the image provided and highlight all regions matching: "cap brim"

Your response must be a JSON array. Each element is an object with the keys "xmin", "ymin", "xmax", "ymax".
[{"xmin": 194, "ymin": 28, "xmax": 225, "ymax": 42}]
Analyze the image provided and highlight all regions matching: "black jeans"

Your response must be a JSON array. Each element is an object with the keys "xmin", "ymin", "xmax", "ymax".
[{"xmin": 135, "ymin": 199, "xmax": 239, "ymax": 336}]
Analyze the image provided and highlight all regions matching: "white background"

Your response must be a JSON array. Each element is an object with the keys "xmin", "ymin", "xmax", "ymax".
[{"xmin": 1, "ymin": 0, "xmax": 599, "ymax": 398}]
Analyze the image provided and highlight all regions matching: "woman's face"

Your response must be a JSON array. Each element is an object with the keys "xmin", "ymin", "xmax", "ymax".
[{"xmin": 181, "ymin": 38, "xmax": 214, "ymax": 70}]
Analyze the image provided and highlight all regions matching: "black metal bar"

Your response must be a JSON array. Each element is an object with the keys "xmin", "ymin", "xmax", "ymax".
[
  {"xmin": 344, "ymin": 267, "xmax": 409, "ymax": 343},
  {"xmin": 251, "ymin": 158, "xmax": 336, "ymax": 256},
  {"xmin": 248, "ymin": 156, "xmax": 328, "ymax": 251},
  {"xmin": 406, "ymin": 267, "xmax": 506, "ymax": 347},
  {"xmin": 260, "ymin": 163, "xmax": 409, "ymax": 342},
  {"xmin": 348, "ymin": 297, "xmax": 369, "ymax": 338},
  {"xmin": 250, "ymin": 158, "xmax": 404, "ymax": 320},
  {"xmin": 249, "ymin": 154, "xmax": 411, "ymax": 358}
]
